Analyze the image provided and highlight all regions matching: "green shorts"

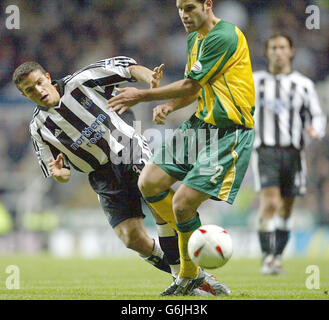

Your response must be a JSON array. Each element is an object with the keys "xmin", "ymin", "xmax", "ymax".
[{"xmin": 150, "ymin": 115, "xmax": 254, "ymax": 204}]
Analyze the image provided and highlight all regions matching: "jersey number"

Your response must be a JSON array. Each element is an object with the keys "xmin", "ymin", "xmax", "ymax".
[{"xmin": 210, "ymin": 165, "xmax": 224, "ymax": 184}]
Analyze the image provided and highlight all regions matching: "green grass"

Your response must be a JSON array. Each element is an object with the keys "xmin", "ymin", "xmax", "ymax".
[{"xmin": 0, "ymin": 255, "xmax": 328, "ymax": 300}]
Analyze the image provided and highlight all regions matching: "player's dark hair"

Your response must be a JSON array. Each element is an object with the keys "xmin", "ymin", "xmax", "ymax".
[
  {"xmin": 264, "ymin": 33, "xmax": 295, "ymax": 62},
  {"xmin": 264, "ymin": 33, "xmax": 294, "ymax": 52},
  {"xmin": 12, "ymin": 61, "xmax": 46, "ymax": 87}
]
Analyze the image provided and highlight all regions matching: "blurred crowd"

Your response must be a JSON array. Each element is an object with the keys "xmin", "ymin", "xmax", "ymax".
[{"xmin": 0, "ymin": 0, "xmax": 328, "ymax": 234}]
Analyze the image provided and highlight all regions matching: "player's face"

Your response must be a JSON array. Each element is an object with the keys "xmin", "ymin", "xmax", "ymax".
[
  {"xmin": 266, "ymin": 37, "xmax": 294, "ymax": 71},
  {"xmin": 177, "ymin": 0, "xmax": 208, "ymax": 33},
  {"xmin": 19, "ymin": 70, "xmax": 60, "ymax": 108}
]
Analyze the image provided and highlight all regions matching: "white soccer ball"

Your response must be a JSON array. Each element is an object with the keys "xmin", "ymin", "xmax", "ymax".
[{"xmin": 188, "ymin": 225, "xmax": 233, "ymax": 269}]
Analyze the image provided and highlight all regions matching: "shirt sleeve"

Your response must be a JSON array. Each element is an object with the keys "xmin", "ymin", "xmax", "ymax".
[
  {"xmin": 187, "ymin": 32, "xmax": 238, "ymax": 86},
  {"xmin": 104, "ymin": 56, "xmax": 138, "ymax": 81},
  {"xmin": 31, "ymin": 131, "xmax": 70, "ymax": 178},
  {"xmin": 306, "ymin": 81, "xmax": 327, "ymax": 139},
  {"xmin": 71, "ymin": 56, "xmax": 138, "ymax": 86}
]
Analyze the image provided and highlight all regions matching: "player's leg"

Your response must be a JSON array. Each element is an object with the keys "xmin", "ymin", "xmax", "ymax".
[
  {"xmin": 138, "ymin": 163, "xmax": 178, "ymax": 228},
  {"xmin": 252, "ymin": 147, "xmax": 282, "ymax": 273},
  {"xmin": 113, "ymin": 216, "xmax": 155, "ymax": 256},
  {"xmin": 113, "ymin": 215, "xmax": 171, "ymax": 273},
  {"xmin": 172, "ymin": 185, "xmax": 209, "ymax": 283},
  {"xmin": 138, "ymin": 118, "xmax": 194, "ymax": 230},
  {"xmin": 138, "ymin": 164, "xmax": 182, "ymax": 277},
  {"xmin": 276, "ymin": 196, "xmax": 295, "ymax": 254},
  {"xmin": 164, "ymin": 126, "xmax": 253, "ymax": 295},
  {"xmin": 159, "ymin": 184, "xmax": 227, "ymax": 297},
  {"xmin": 148, "ymin": 205, "xmax": 181, "ymax": 278},
  {"xmin": 272, "ymin": 197, "xmax": 295, "ymax": 273},
  {"xmin": 257, "ymin": 186, "xmax": 281, "ymax": 272},
  {"xmin": 272, "ymin": 148, "xmax": 304, "ymax": 273},
  {"xmin": 88, "ymin": 163, "xmax": 172, "ymax": 275},
  {"xmin": 173, "ymin": 185, "xmax": 209, "ymax": 279}
]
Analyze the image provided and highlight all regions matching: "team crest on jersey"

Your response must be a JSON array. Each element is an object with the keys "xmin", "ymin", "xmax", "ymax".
[
  {"xmin": 191, "ymin": 60, "xmax": 202, "ymax": 72},
  {"xmin": 81, "ymin": 97, "xmax": 93, "ymax": 110},
  {"xmin": 54, "ymin": 129, "xmax": 63, "ymax": 138}
]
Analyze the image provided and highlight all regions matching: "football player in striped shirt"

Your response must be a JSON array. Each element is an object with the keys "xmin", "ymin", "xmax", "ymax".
[
  {"xmin": 252, "ymin": 34, "xmax": 326, "ymax": 275},
  {"xmin": 108, "ymin": 0, "xmax": 254, "ymax": 295},
  {"xmin": 12, "ymin": 58, "xmax": 184, "ymax": 289},
  {"xmin": 13, "ymin": 57, "xmax": 221, "ymax": 296}
]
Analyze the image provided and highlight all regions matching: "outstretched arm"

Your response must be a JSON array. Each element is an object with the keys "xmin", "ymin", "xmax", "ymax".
[
  {"xmin": 108, "ymin": 78, "xmax": 201, "ymax": 114},
  {"xmin": 153, "ymin": 93, "xmax": 199, "ymax": 125},
  {"xmin": 128, "ymin": 64, "xmax": 164, "ymax": 88}
]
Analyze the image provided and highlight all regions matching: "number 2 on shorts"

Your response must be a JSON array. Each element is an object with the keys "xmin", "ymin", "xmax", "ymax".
[{"xmin": 210, "ymin": 165, "xmax": 224, "ymax": 184}]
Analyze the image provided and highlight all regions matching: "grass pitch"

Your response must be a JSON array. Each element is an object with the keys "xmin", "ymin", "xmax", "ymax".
[{"xmin": 0, "ymin": 254, "xmax": 328, "ymax": 300}]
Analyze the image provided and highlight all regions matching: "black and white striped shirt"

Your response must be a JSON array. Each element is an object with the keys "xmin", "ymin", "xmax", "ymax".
[
  {"xmin": 30, "ymin": 56, "xmax": 151, "ymax": 178},
  {"xmin": 253, "ymin": 70, "xmax": 326, "ymax": 150}
]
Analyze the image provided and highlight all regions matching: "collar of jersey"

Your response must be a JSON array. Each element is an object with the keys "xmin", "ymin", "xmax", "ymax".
[
  {"xmin": 197, "ymin": 19, "xmax": 222, "ymax": 40},
  {"xmin": 266, "ymin": 69, "xmax": 295, "ymax": 77}
]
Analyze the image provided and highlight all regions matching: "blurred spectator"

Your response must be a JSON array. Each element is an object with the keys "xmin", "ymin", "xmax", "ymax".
[{"xmin": 1, "ymin": 0, "xmax": 328, "ymax": 92}]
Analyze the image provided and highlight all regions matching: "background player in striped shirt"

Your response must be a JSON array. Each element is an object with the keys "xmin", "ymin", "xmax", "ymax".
[
  {"xmin": 108, "ymin": 0, "xmax": 254, "ymax": 295},
  {"xmin": 252, "ymin": 34, "xmax": 327, "ymax": 275}
]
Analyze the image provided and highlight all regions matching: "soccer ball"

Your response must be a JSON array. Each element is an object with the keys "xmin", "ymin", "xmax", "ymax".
[{"xmin": 188, "ymin": 225, "xmax": 233, "ymax": 269}]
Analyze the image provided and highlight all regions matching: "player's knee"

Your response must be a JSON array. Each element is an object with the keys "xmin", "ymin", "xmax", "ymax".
[
  {"xmin": 260, "ymin": 198, "xmax": 280, "ymax": 217},
  {"xmin": 172, "ymin": 194, "xmax": 193, "ymax": 220},
  {"xmin": 124, "ymin": 236, "xmax": 139, "ymax": 251},
  {"xmin": 138, "ymin": 164, "xmax": 175, "ymax": 197},
  {"xmin": 123, "ymin": 230, "xmax": 148, "ymax": 251},
  {"xmin": 138, "ymin": 171, "xmax": 164, "ymax": 197},
  {"xmin": 137, "ymin": 174, "xmax": 153, "ymax": 196}
]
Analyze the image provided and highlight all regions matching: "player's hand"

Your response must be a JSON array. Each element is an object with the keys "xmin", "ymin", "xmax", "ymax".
[
  {"xmin": 153, "ymin": 104, "xmax": 174, "ymax": 125},
  {"xmin": 107, "ymin": 87, "xmax": 141, "ymax": 114},
  {"xmin": 150, "ymin": 64, "xmax": 165, "ymax": 89},
  {"xmin": 306, "ymin": 126, "xmax": 318, "ymax": 139},
  {"xmin": 49, "ymin": 153, "xmax": 64, "ymax": 177}
]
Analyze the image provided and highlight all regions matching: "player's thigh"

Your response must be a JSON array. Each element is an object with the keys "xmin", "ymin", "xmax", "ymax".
[
  {"xmin": 253, "ymin": 147, "xmax": 281, "ymax": 191},
  {"xmin": 147, "ymin": 118, "xmax": 195, "ymax": 186},
  {"xmin": 183, "ymin": 127, "xmax": 254, "ymax": 204},
  {"xmin": 138, "ymin": 163, "xmax": 178, "ymax": 196},
  {"xmin": 280, "ymin": 148, "xmax": 304, "ymax": 197}
]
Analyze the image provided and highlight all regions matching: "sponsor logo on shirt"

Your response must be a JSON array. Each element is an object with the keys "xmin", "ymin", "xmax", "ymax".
[
  {"xmin": 191, "ymin": 60, "xmax": 202, "ymax": 73},
  {"xmin": 81, "ymin": 97, "xmax": 93, "ymax": 110},
  {"xmin": 54, "ymin": 129, "xmax": 63, "ymax": 137},
  {"xmin": 71, "ymin": 114, "xmax": 106, "ymax": 150}
]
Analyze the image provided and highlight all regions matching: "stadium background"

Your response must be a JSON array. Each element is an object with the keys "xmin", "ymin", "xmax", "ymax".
[{"xmin": 0, "ymin": 0, "xmax": 328, "ymax": 260}]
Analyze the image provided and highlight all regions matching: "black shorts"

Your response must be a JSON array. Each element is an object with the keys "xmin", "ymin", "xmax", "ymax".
[
  {"xmin": 88, "ymin": 161, "xmax": 146, "ymax": 228},
  {"xmin": 251, "ymin": 146, "xmax": 306, "ymax": 197}
]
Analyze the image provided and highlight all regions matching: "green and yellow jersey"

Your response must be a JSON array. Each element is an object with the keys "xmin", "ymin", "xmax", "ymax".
[{"xmin": 185, "ymin": 20, "xmax": 255, "ymax": 129}]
